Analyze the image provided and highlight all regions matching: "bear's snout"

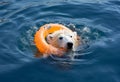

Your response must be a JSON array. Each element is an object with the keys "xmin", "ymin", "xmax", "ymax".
[{"xmin": 67, "ymin": 42, "xmax": 73, "ymax": 49}]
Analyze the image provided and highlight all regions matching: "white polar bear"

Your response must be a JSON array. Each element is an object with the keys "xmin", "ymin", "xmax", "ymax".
[{"xmin": 46, "ymin": 29, "xmax": 81, "ymax": 51}]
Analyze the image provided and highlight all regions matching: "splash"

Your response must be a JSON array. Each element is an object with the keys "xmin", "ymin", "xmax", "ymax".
[{"xmin": 19, "ymin": 23, "xmax": 104, "ymax": 63}]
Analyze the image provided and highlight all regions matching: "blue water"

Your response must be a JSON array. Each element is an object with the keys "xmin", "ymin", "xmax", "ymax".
[{"xmin": 0, "ymin": 0, "xmax": 120, "ymax": 82}]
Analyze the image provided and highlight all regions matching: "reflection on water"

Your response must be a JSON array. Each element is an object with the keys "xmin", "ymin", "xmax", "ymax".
[{"xmin": 0, "ymin": 0, "xmax": 120, "ymax": 82}]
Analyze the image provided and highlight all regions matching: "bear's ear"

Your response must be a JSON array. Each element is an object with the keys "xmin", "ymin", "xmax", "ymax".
[
  {"xmin": 48, "ymin": 34, "xmax": 53, "ymax": 40},
  {"xmin": 73, "ymin": 32, "xmax": 77, "ymax": 36}
]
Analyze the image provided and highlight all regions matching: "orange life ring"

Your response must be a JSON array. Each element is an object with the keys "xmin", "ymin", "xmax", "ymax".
[{"xmin": 34, "ymin": 23, "xmax": 72, "ymax": 56}]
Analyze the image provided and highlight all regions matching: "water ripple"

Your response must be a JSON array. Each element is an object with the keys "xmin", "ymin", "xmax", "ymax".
[{"xmin": 0, "ymin": 0, "xmax": 120, "ymax": 81}]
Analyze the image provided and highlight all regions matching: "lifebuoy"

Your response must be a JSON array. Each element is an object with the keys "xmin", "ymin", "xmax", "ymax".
[{"xmin": 34, "ymin": 23, "xmax": 72, "ymax": 56}]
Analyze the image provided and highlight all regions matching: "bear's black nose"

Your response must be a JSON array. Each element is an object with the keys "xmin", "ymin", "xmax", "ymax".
[{"xmin": 67, "ymin": 42, "xmax": 73, "ymax": 49}]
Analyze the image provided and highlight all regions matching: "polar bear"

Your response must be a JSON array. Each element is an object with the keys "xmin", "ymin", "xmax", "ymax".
[{"xmin": 46, "ymin": 29, "xmax": 81, "ymax": 52}]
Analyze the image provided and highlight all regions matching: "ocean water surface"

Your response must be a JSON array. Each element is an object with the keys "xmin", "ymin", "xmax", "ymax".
[{"xmin": 0, "ymin": 0, "xmax": 120, "ymax": 82}]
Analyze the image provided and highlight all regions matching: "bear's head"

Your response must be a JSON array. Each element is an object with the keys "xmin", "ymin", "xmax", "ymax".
[{"xmin": 46, "ymin": 30, "xmax": 80, "ymax": 51}]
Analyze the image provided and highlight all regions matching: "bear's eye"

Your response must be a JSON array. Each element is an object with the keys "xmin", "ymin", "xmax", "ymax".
[
  {"xmin": 59, "ymin": 37, "xmax": 63, "ymax": 40},
  {"xmin": 70, "ymin": 36, "xmax": 72, "ymax": 38}
]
